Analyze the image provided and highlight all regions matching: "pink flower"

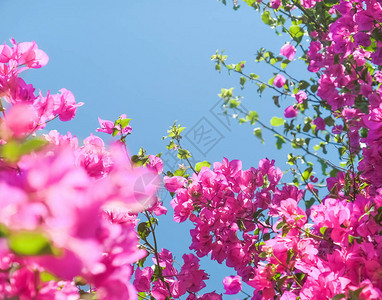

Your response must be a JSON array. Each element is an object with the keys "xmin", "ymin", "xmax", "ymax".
[
  {"xmin": 270, "ymin": 0, "xmax": 281, "ymax": 9},
  {"xmin": 301, "ymin": 0, "xmax": 316, "ymax": 8},
  {"xmin": 148, "ymin": 199, "xmax": 167, "ymax": 216},
  {"xmin": 38, "ymin": 280, "xmax": 79, "ymax": 300},
  {"xmin": 294, "ymin": 91, "xmax": 307, "ymax": 103},
  {"xmin": 280, "ymin": 44, "xmax": 296, "ymax": 61},
  {"xmin": 134, "ymin": 267, "xmax": 153, "ymax": 292},
  {"xmin": 147, "ymin": 155, "xmax": 163, "ymax": 174},
  {"xmin": 96, "ymin": 114, "xmax": 132, "ymax": 136},
  {"xmin": 353, "ymin": 32, "xmax": 371, "ymax": 47},
  {"xmin": 312, "ymin": 117, "xmax": 325, "ymax": 131},
  {"xmin": 178, "ymin": 254, "xmax": 208, "ymax": 294},
  {"xmin": 355, "ymin": 10, "xmax": 375, "ymax": 32},
  {"xmin": 152, "ymin": 280, "xmax": 170, "ymax": 300},
  {"xmin": 280, "ymin": 291, "xmax": 297, "ymax": 300},
  {"xmin": 0, "ymin": 43, "xmax": 12, "ymax": 63},
  {"xmin": 164, "ymin": 176, "xmax": 188, "ymax": 193},
  {"xmin": 332, "ymin": 125, "xmax": 343, "ymax": 134},
  {"xmin": 97, "ymin": 117, "xmax": 114, "ymax": 134},
  {"xmin": 273, "ymin": 74, "xmax": 286, "ymax": 88},
  {"xmin": 223, "ymin": 275, "xmax": 242, "ymax": 294},
  {"xmin": 279, "ymin": 198, "xmax": 307, "ymax": 227},
  {"xmin": 8, "ymin": 77, "xmax": 36, "ymax": 103},
  {"xmin": 371, "ymin": 43, "xmax": 382, "ymax": 66},
  {"xmin": 3, "ymin": 104, "xmax": 38, "ymax": 138},
  {"xmin": 57, "ymin": 88, "xmax": 83, "ymax": 121},
  {"xmin": 15, "ymin": 41, "xmax": 49, "ymax": 69},
  {"xmin": 284, "ymin": 105, "xmax": 298, "ymax": 118}
]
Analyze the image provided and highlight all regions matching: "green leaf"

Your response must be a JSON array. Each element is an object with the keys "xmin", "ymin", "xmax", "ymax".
[
  {"xmin": 1, "ymin": 141, "xmax": 20, "ymax": 163},
  {"xmin": 174, "ymin": 168, "xmax": 187, "ymax": 176},
  {"xmin": 263, "ymin": 233, "xmax": 271, "ymax": 241},
  {"xmin": 40, "ymin": 271, "xmax": 58, "ymax": 282},
  {"xmin": 272, "ymin": 95, "xmax": 280, "ymax": 107},
  {"xmin": 247, "ymin": 111, "xmax": 259, "ymax": 124},
  {"xmin": 237, "ymin": 219, "xmax": 246, "ymax": 231},
  {"xmin": 259, "ymin": 251, "xmax": 268, "ymax": 258},
  {"xmin": 9, "ymin": 231, "xmax": 54, "ymax": 256},
  {"xmin": 286, "ymin": 249, "xmax": 294, "ymax": 264},
  {"xmin": 289, "ymin": 25, "xmax": 304, "ymax": 40},
  {"xmin": 137, "ymin": 222, "xmax": 151, "ymax": 240},
  {"xmin": 348, "ymin": 235, "xmax": 355, "ymax": 244},
  {"xmin": 281, "ymin": 59, "xmax": 290, "ymax": 69},
  {"xmin": 331, "ymin": 294, "xmax": 346, "ymax": 300},
  {"xmin": 276, "ymin": 221, "xmax": 285, "ymax": 230},
  {"xmin": 21, "ymin": 138, "xmax": 47, "ymax": 153},
  {"xmin": 301, "ymin": 166, "xmax": 313, "ymax": 181},
  {"xmin": 1, "ymin": 138, "xmax": 48, "ymax": 163},
  {"xmin": 324, "ymin": 0, "xmax": 340, "ymax": 7},
  {"xmin": 298, "ymin": 80, "xmax": 310, "ymax": 90},
  {"xmin": 319, "ymin": 226, "xmax": 327, "ymax": 235},
  {"xmin": 177, "ymin": 149, "xmax": 191, "ymax": 159},
  {"xmin": 348, "ymin": 287, "xmax": 365, "ymax": 300},
  {"xmin": 258, "ymin": 83, "xmax": 266, "ymax": 94},
  {"xmin": 274, "ymin": 134, "xmax": 286, "ymax": 149},
  {"xmin": 240, "ymin": 76, "xmax": 247, "ymax": 86},
  {"xmin": 305, "ymin": 197, "xmax": 316, "ymax": 209},
  {"xmin": 119, "ymin": 118, "xmax": 132, "ymax": 129},
  {"xmin": 253, "ymin": 128, "xmax": 264, "ymax": 143},
  {"xmin": 0, "ymin": 223, "xmax": 9, "ymax": 238},
  {"xmin": 229, "ymin": 99, "xmax": 241, "ymax": 108},
  {"xmin": 270, "ymin": 117, "xmax": 285, "ymax": 127},
  {"xmin": 195, "ymin": 161, "xmax": 211, "ymax": 172},
  {"xmin": 235, "ymin": 61, "xmax": 246, "ymax": 72},
  {"xmin": 250, "ymin": 73, "xmax": 259, "ymax": 79},
  {"xmin": 112, "ymin": 128, "xmax": 119, "ymax": 137},
  {"xmin": 261, "ymin": 11, "xmax": 271, "ymax": 24}
]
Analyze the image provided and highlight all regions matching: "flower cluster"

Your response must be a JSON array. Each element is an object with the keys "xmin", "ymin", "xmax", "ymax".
[
  {"xmin": 0, "ymin": 40, "xmax": 160, "ymax": 299},
  {"xmin": 165, "ymin": 156, "xmax": 382, "ymax": 299},
  {"xmin": 133, "ymin": 249, "xmax": 210, "ymax": 299}
]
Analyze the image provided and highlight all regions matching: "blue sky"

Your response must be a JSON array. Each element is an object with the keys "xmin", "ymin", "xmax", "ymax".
[{"xmin": 1, "ymin": 0, "xmax": 309, "ymax": 297}]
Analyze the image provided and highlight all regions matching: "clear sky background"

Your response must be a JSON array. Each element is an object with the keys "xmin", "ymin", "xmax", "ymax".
[{"xmin": 1, "ymin": 0, "xmax": 310, "ymax": 297}]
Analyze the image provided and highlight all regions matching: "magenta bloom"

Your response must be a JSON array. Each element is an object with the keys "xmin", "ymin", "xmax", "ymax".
[
  {"xmin": 57, "ymin": 88, "xmax": 83, "ymax": 121},
  {"xmin": 134, "ymin": 267, "xmax": 153, "ymax": 292},
  {"xmin": 147, "ymin": 155, "xmax": 163, "ymax": 174},
  {"xmin": 164, "ymin": 176, "xmax": 188, "ymax": 193},
  {"xmin": 312, "ymin": 117, "xmax": 325, "ymax": 131},
  {"xmin": 284, "ymin": 105, "xmax": 298, "ymax": 118},
  {"xmin": 97, "ymin": 114, "xmax": 132, "ymax": 136},
  {"xmin": 294, "ymin": 90, "xmax": 307, "ymax": 103},
  {"xmin": 371, "ymin": 44, "xmax": 382, "ymax": 66},
  {"xmin": 270, "ymin": 0, "xmax": 281, "ymax": 9},
  {"xmin": 273, "ymin": 74, "xmax": 286, "ymax": 88},
  {"xmin": 223, "ymin": 275, "xmax": 242, "ymax": 294},
  {"xmin": 3, "ymin": 104, "xmax": 38, "ymax": 138},
  {"xmin": 355, "ymin": 10, "xmax": 375, "ymax": 31},
  {"xmin": 97, "ymin": 118, "xmax": 114, "ymax": 134},
  {"xmin": 280, "ymin": 43, "xmax": 296, "ymax": 60},
  {"xmin": 332, "ymin": 125, "xmax": 343, "ymax": 134}
]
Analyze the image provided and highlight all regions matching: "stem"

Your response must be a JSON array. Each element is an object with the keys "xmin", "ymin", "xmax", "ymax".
[
  {"xmin": 144, "ymin": 211, "xmax": 172, "ymax": 299},
  {"xmin": 255, "ymin": 118, "xmax": 345, "ymax": 172},
  {"xmin": 175, "ymin": 137, "xmax": 197, "ymax": 174},
  {"xmin": 294, "ymin": 162, "xmax": 322, "ymax": 203},
  {"xmin": 0, "ymin": 99, "xmax": 6, "ymax": 118},
  {"xmin": 271, "ymin": 253, "xmax": 303, "ymax": 289}
]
